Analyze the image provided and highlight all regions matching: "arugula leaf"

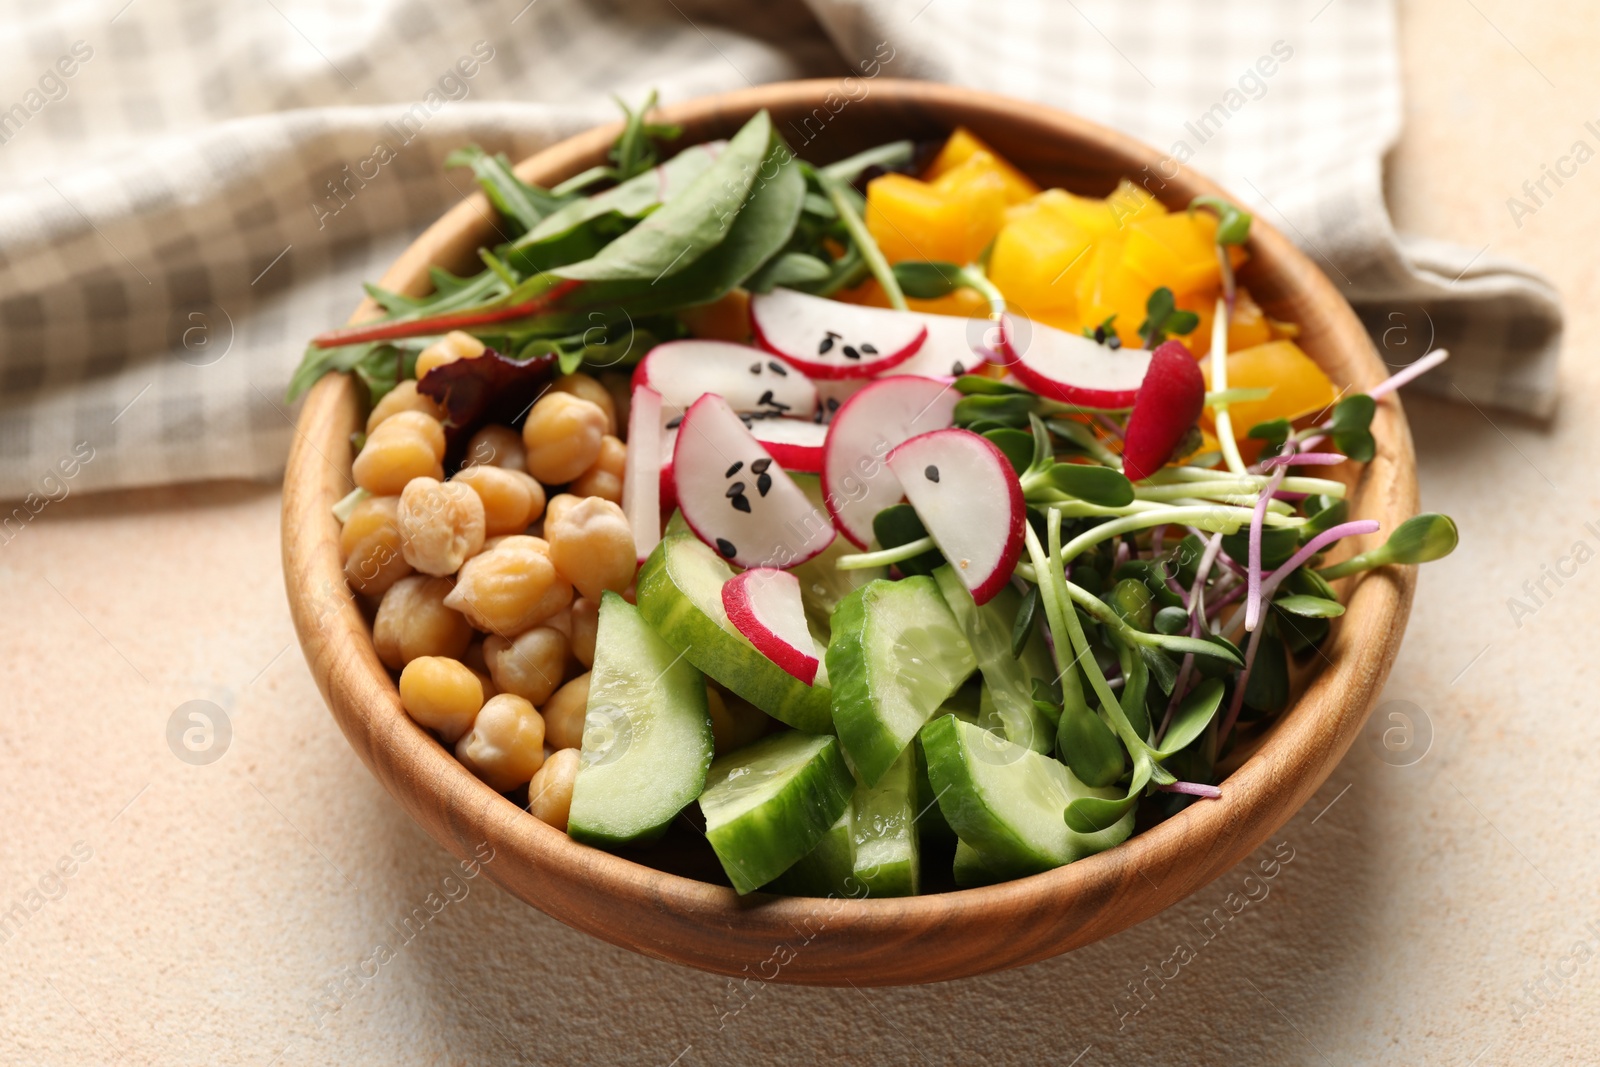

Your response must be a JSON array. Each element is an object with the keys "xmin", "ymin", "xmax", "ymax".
[
  {"xmin": 607, "ymin": 89, "xmax": 683, "ymax": 182},
  {"xmin": 521, "ymin": 139, "xmax": 723, "ymax": 246},
  {"xmin": 745, "ymin": 252, "xmax": 831, "ymax": 293},
  {"xmin": 819, "ymin": 140, "xmax": 914, "ymax": 184},
  {"xmin": 445, "ymin": 146, "xmax": 568, "ymax": 235},
  {"xmin": 553, "ymin": 110, "xmax": 774, "ymax": 283}
]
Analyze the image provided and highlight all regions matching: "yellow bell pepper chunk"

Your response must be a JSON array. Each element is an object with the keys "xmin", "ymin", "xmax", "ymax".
[
  {"xmin": 1200, "ymin": 340, "xmax": 1338, "ymax": 437},
  {"xmin": 1074, "ymin": 235, "xmax": 1151, "ymax": 347},
  {"xmin": 1122, "ymin": 211, "xmax": 1228, "ymax": 297},
  {"xmin": 925, "ymin": 128, "xmax": 1039, "ymax": 206},
  {"xmin": 987, "ymin": 208, "xmax": 1095, "ymax": 318},
  {"xmin": 835, "ymin": 278, "xmax": 989, "ymax": 317},
  {"xmin": 865, "ymin": 170, "xmax": 1006, "ymax": 266}
]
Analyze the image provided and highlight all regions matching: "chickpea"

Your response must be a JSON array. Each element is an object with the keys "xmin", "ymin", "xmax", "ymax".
[
  {"xmin": 365, "ymin": 380, "xmax": 442, "ymax": 434},
  {"xmin": 352, "ymin": 410, "xmax": 445, "ymax": 496},
  {"xmin": 569, "ymin": 597, "xmax": 599, "ymax": 668},
  {"xmin": 707, "ymin": 685, "xmax": 770, "ymax": 755},
  {"xmin": 542, "ymin": 672, "xmax": 590, "ymax": 750},
  {"xmin": 546, "ymin": 495, "xmax": 637, "ymax": 602},
  {"xmin": 483, "ymin": 627, "xmax": 569, "ymax": 705},
  {"xmin": 550, "ymin": 372, "xmax": 617, "ymax": 433},
  {"xmin": 569, "ymin": 435, "xmax": 627, "ymax": 504},
  {"xmin": 398, "ymin": 655, "xmax": 483, "ymax": 742},
  {"xmin": 463, "ymin": 423, "xmax": 527, "ymax": 472},
  {"xmin": 374, "ymin": 576, "xmax": 473, "ymax": 670},
  {"xmin": 444, "ymin": 535, "xmax": 573, "ymax": 636},
  {"xmin": 398, "ymin": 477, "xmax": 486, "ymax": 576},
  {"xmin": 541, "ymin": 604, "xmax": 574, "ymax": 639},
  {"xmin": 415, "ymin": 330, "xmax": 486, "ymax": 378},
  {"xmin": 455, "ymin": 694, "xmax": 546, "ymax": 792},
  {"xmin": 340, "ymin": 495, "xmax": 413, "ymax": 596},
  {"xmin": 522, "ymin": 392, "xmax": 608, "ymax": 485},
  {"xmin": 544, "ymin": 493, "xmax": 578, "ymax": 528},
  {"xmin": 451, "ymin": 464, "xmax": 545, "ymax": 537},
  {"xmin": 527, "ymin": 747, "xmax": 580, "ymax": 831}
]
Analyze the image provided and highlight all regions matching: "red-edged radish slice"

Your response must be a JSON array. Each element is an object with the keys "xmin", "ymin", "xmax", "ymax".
[
  {"xmin": 750, "ymin": 287, "xmax": 928, "ymax": 380},
  {"xmin": 623, "ymin": 386, "xmax": 664, "ymax": 563},
  {"xmin": 1003, "ymin": 315, "xmax": 1153, "ymax": 408},
  {"xmin": 637, "ymin": 339, "xmax": 817, "ymax": 426},
  {"xmin": 659, "ymin": 426, "xmax": 679, "ymax": 513},
  {"xmin": 886, "ymin": 429, "xmax": 1024, "ymax": 605},
  {"xmin": 821, "ymin": 376, "xmax": 960, "ymax": 548},
  {"xmin": 1120, "ymin": 340, "xmax": 1207, "ymax": 482},
  {"xmin": 748, "ymin": 418, "xmax": 827, "ymax": 472},
  {"xmin": 674, "ymin": 394, "xmax": 836, "ymax": 569},
  {"xmin": 886, "ymin": 313, "xmax": 993, "ymax": 379},
  {"xmin": 722, "ymin": 568, "xmax": 820, "ymax": 685}
]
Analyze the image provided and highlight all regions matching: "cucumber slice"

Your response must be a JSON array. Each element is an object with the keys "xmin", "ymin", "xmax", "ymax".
[
  {"xmin": 934, "ymin": 565, "xmax": 1056, "ymax": 753},
  {"xmin": 701, "ymin": 731, "xmax": 854, "ymax": 894},
  {"xmin": 952, "ymin": 839, "xmax": 1004, "ymax": 889},
  {"xmin": 913, "ymin": 736, "xmax": 954, "ymax": 843},
  {"xmin": 789, "ymin": 474, "xmax": 885, "ymax": 638},
  {"xmin": 920, "ymin": 714, "xmax": 1134, "ymax": 879},
  {"xmin": 637, "ymin": 526, "xmax": 834, "ymax": 733},
  {"xmin": 567, "ymin": 592, "xmax": 714, "ymax": 845},
  {"xmin": 765, "ymin": 809, "xmax": 855, "ymax": 898},
  {"xmin": 851, "ymin": 747, "xmax": 920, "ymax": 897},
  {"xmin": 827, "ymin": 576, "xmax": 977, "ymax": 787}
]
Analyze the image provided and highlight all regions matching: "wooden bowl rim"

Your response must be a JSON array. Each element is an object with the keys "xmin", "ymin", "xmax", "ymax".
[{"xmin": 282, "ymin": 78, "xmax": 1417, "ymax": 985}]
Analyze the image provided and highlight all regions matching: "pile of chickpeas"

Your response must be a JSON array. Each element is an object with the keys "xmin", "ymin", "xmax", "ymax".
[{"xmin": 339, "ymin": 331, "xmax": 768, "ymax": 832}]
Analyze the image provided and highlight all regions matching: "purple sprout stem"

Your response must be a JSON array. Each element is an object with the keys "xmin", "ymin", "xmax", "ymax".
[
  {"xmin": 1259, "ymin": 452, "xmax": 1348, "ymax": 469},
  {"xmin": 1158, "ymin": 781, "xmax": 1222, "ymax": 799},
  {"xmin": 1151, "ymin": 524, "xmax": 1168, "ymax": 556},
  {"xmin": 1368, "ymin": 348, "xmax": 1449, "ymax": 401},
  {"xmin": 1157, "ymin": 532, "xmax": 1225, "ymax": 743},
  {"xmin": 1244, "ymin": 468, "xmax": 1288, "ymax": 633},
  {"xmin": 1218, "ymin": 620, "xmax": 1266, "ymax": 745},
  {"xmin": 1258, "ymin": 519, "xmax": 1382, "ymax": 602},
  {"xmin": 1205, "ymin": 581, "xmax": 1248, "ymax": 622}
]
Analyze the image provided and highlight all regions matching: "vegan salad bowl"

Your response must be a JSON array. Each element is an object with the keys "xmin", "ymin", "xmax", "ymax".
[{"xmin": 281, "ymin": 80, "xmax": 1454, "ymax": 985}]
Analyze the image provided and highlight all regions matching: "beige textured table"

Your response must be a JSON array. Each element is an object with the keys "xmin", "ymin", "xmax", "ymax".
[{"xmin": 2, "ymin": 2, "xmax": 1592, "ymax": 1063}]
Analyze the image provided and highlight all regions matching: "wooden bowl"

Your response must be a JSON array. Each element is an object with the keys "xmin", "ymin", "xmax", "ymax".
[{"xmin": 282, "ymin": 79, "xmax": 1416, "ymax": 985}]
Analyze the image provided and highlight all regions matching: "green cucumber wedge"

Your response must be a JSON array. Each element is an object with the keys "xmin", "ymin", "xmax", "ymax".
[
  {"xmin": 827, "ymin": 576, "xmax": 977, "ymax": 787},
  {"xmin": 934, "ymin": 565, "xmax": 1056, "ymax": 753},
  {"xmin": 920, "ymin": 714, "xmax": 1134, "ymax": 880},
  {"xmin": 568, "ymin": 592, "xmax": 714, "ymax": 846},
  {"xmin": 701, "ymin": 731, "xmax": 854, "ymax": 894},
  {"xmin": 765, "ymin": 809, "xmax": 855, "ymax": 898},
  {"xmin": 637, "ymin": 526, "xmax": 834, "ymax": 733},
  {"xmin": 952, "ymin": 839, "xmax": 1004, "ymax": 889},
  {"xmin": 850, "ymin": 747, "xmax": 920, "ymax": 897}
]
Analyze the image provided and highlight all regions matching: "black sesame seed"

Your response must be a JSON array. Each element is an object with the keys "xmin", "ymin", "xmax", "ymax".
[
  {"xmin": 716, "ymin": 538, "xmax": 737, "ymax": 559},
  {"xmin": 731, "ymin": 495, "xmax": 752, "ymax": 514},
  {"xmin": 756, "ymin": 472, "xmax": 772, "ymax": 497},
  {"xmin": 750, "ymin": 457, "xmax": 772, "ymax": 474},
  {"xmin": 952, "ymin": 361, "xmax": 966, "ymax": 374},
  {"xmin": 767, "ymin": 361, "xmax": 788, "ymax": 376},
  {"xmin": 666, "ymin": 416, "xmax": 682, "ymax": 429},
  {"xmin": 827, "ymin": 398, "xmax": 840, "ymax": 411},
  {"xmin": 860, "ymin": 343, "xmax": 878, "ymax": 355},
  {"xmin": 818, "ymin": 336, "xmax": 835, "ymax": 355},
  {"xmin": 749, "ymin": 362, "xmax": 761, "ymax": 374},
  {"xmin": 842, "ymin": 345, "xmax": 861, "ymax": 360},
  {"xmin": 757, "ymin": 389, "xmax": 774, "ymax": 406},
  {"xmin": 726, "ymin": 481, "xmax": 747, "ymax": 497},
  {"xmin": 725, "ymin": 461, "xmax": 744, "ymax": 477},
  {"xmin": 924, "ymin": 464, "xmax": 940, "ymax": 483}
]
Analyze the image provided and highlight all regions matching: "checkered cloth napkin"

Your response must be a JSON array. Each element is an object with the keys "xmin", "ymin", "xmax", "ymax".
[{"xmin": 0, "ymin": 0, "xmax": 1561, "ymax": 501}]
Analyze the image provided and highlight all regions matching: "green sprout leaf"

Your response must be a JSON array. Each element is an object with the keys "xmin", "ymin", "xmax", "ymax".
[
  {"xmin": 1190, "ymin": 195, "xmax": 1254, "ymax": 246},
  {"xmin": 1272, "ymin": 594, "xmax": 1346, "ymax": 618},
  {"xmin": 983, "ymin": 428, "xmax": 1034, "ymax": 476},
  {"xmin": 1045, "ymin": 464, "xmax": 1136, "ymax": 507},
  {"xmin": 1319, "ymin": 513, "xmax": 1459, "ymax": 579},
  {"xmin": 1156, "ymin": 678, "xmax": 1225, "ymax": 757},
  {"xmin": 1247, "ymin": 417, "xmax": 1292, "ymax": 459},
  {"xmin": 1011, "ymin": 584, "xmax": 1041, "ymax": 659},
  {"xmin": 1331, "ymin": 393, "xmax": 1377, "ymax": 463},
  {"xmin": 1083, "ymin": 314, "xmax": 1122, "ymax": 349},
  {"xmin": 1153, "ymin": 605, "xmax": 1190, "ymax": 635},
  {"xmin": 892, "ymin": 260, "xmax": 962, "ymax": 300},
  {"xmin": 871, "ymin": 503, "xmax": 946, "ymax": 577},
  {"xmin": 1137, "ymin": 286, "xmax": 1201, "ymax": 348},
  {"xmin": 1056, "ymin": 701, "xmax": 1128, "ymax": 789}
]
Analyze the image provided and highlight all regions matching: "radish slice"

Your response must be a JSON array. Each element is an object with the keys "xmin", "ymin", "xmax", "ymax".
[
  {"xmin": 674, "ymin": 394, "xmax": 836, "ymax": 569},
  {"xmin": 637, "ymin": 340, "xmax": 818, "ymax": 426},
  {"xmin": 887, "ymin": 313, "xmax": 993, "ymax": 379},
  {"xmin": 886, "ymin": 429, "xmax": 1024, "ymax": 605},
  {"xmin": 1121, "ymin": 340, "xmax": 1206, "ymax": 482},
  {"xmin": 623, "ymin": 386, "xmax": 664, "ymax": 563},
  {"xmin": 722, "ymin": 568, "xmax": 820, "ymax": 685},
  {"xmin": 750, "ymin": 287, "xmax": 928, "ymax": 380},
  {"xmin": 659, "ymin": 426, "xmax": 679, "ymax": 512},
  {"xmin": 749, "ymin": 418, "xmax": 827, "ymax": 472},
  {"xmin": 1003, "ymin": 315, "xmax": 1153, "ymax": 408},
  {"xmin": 821, "ymin": 377, "xmax": 960, "ymax": 548}
]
